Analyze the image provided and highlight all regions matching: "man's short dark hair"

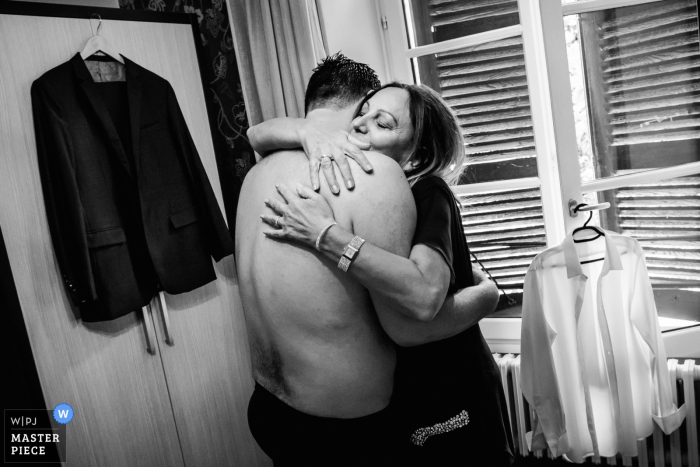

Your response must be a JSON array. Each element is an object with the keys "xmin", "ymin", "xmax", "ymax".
[{"xmin": 304, "ymin": 52, "xmax": 381, "ymax": 114}]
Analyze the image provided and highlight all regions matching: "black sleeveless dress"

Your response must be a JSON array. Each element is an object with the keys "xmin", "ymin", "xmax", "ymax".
[{"xmin": 391, "ymin": 176, "xmax": 516, "ymax": 466}]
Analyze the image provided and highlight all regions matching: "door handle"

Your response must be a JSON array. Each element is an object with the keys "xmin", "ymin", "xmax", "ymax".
[
  {"xmin": 141, "ymin": 304, "xmax": 156, "ymax": 354},
  {"xmin": 156, "ymin": 291, "xmax": 174, "ymax": 345}
]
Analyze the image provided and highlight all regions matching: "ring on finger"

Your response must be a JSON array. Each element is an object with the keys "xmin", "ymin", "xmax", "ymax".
[{"xmin": 275, "ymin": 216, "xmax": 283, "ymax": 228}]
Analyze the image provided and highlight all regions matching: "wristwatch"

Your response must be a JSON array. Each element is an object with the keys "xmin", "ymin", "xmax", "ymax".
[{"xmin": 338, "ymin": 236, "xmax": 365, "ymax": 272}]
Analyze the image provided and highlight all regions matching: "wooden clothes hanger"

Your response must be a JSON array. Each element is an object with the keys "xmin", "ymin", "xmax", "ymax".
[{"xmin": 80, "ymin": 14, "xmax": 125, "ymax": 65}]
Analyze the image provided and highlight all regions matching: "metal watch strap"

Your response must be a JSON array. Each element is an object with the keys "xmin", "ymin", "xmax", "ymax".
[
  {"xmin": 338, "ymin": 256, "xmax": 352, "ymax": 272},
  {"xmin": 338, "ymin": 236, "xmax": 365, "ymax": 272}
]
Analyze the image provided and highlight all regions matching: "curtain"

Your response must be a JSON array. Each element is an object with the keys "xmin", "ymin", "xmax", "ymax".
[{"xmin": 228, "ymin": 0, "xmax": 327, "ymax": 123}]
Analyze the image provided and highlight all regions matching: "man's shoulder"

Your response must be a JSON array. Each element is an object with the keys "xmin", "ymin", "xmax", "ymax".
[
  {"xmin": 344, "ymin": 151, "xmax": 415, "ymax": 221},
  {"xmin": 354, "ymin": 151, "xmax": 409, "ymax": 191},
  {"xmin": 363, "ymin": 151, "xmax": 404, "ymax": 173},
  {"xmin": 245, "ymin": 149, "xmax": 305, "ymax": 180},
  {"xmin": 260, "ymin": 148, "xmax": 308, "ymax": 166},
  {"xmin": 346, "ymin": 152, "xmax": 415, "ymax": 257}
]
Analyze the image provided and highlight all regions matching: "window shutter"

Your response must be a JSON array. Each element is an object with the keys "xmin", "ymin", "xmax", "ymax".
[
  {"xmin": 420, "ymin": 0, "xmax": 544, "ymax": 310},
  {"xmin": 582, "ymin": 0, "xmax": 700, "ymax": 291},
  {"xmin": 458, "ymin": 187, "xmax": 545, "ymax": 303}
]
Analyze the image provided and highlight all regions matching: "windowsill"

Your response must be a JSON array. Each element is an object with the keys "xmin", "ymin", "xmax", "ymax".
[
  {"xmin": 658, "ymin": 317, "xmax": 700, "ymax": 333},
  {"xmin": 481, "ymin": 317, "xmax": 700, "ymax": 358}
]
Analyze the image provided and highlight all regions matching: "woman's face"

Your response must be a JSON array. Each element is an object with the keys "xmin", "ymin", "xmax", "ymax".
[{"xmin": 350, "ymin": 87, "xmax": 414, "ymax": 166}]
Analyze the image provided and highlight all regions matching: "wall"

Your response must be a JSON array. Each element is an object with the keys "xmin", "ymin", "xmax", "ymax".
[
  {"xmin": 11, "ymin": 0, "xmax": 119, "ymax": 7},
  {"xmin": 317, "ymin": 0, "xmax": 391, "ymax": 83},
  {"xmin": 379, "ymin": 0, "xmax": 414, "ymax": 84}
]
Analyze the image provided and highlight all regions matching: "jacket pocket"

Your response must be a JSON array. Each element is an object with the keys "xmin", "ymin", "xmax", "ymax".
[
  {"xmin": 140, "ymin": 121, "xmax": 162, "ymax": 132},
  {"xmin": 170, "ymin": 207, "xmax": 199, "ymax": 229},
  {"xmin": 87, "ymin": 228, "xmax": 127, "ymax": 248}
]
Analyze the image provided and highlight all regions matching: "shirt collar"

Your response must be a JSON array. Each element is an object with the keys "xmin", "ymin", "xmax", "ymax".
[{"xmin": 562, "ymin": 230, "xmax": 623, "ymax": 279}]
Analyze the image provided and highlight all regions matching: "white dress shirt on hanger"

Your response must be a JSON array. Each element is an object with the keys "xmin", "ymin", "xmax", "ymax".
[{"xmin": 520, "ymin": 230, "xmax": 686, "ymax": 463}]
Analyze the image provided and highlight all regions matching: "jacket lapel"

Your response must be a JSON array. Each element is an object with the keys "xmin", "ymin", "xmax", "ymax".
[
  {"xmin": 72, "ymin": 53, "xmax": 134, "ymax": 179},
  {"xmin": 125, "ymin": 58, "xmax": 142, "ymax": 177}
]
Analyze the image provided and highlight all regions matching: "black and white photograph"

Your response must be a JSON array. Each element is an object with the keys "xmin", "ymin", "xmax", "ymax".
[{"xmin": 1, "ymin": 0, "xmax": 699, "ymax": 465}]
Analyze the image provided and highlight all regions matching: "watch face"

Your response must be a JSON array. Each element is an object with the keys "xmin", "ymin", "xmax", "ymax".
[{"xmin": 343, "ymin": 246, "xmax": 358, "ymax": 260}]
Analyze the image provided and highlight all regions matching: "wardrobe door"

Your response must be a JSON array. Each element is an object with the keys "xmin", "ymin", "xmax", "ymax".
[
  {"xmin": 139, "ymin": 21, "xmax": 270, "ymax": 467},
  {"xmin": 0, "ymin": 14, "xmax": 186, "ymax": 467},
  {"xmin": 152, "ymin": 267, "xmax": 270, "ymax": 467}
]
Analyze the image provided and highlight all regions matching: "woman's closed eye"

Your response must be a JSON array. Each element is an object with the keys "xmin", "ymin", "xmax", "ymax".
[
  {"xmin": 357, "ymin": 111, "xmax": 391, "ymax": 130},
  {"xmin": 376, "ymin": 120, "xmax": 391, "ymax": 130}
]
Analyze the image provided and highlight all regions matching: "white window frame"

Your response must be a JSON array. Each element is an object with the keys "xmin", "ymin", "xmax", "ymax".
[{"xmin": 380, "ymin": 0, "xmax": 700, "ymax": 357}]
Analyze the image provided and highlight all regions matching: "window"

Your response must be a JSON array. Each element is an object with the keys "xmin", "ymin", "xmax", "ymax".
[
  {"xmin": 413, "ymin": 35, "xmax": 545, "ymax": 316},
  {"xmin": 408, "ymin": 0, "xmax": 520, "ymax": 47},
  {"xmin": 394, "ymin": 0, "xmax": 699, "ymax": 330},
  {"xmin": 564, "ymin": 0, "xmax": 700, "ymax": 324},
  {"xmin": 404, "ymin": 0, "xmax": 547, "ymax": 317}
]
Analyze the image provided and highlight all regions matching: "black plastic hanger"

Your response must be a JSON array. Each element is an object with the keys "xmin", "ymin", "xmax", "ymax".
[
  {"xmin": 572, "ymin": 203, "xmax": 605, "ymax": 243},
  {"xmin": 571, "ymin": 203, "xmax": 605, "ymax": 264}
]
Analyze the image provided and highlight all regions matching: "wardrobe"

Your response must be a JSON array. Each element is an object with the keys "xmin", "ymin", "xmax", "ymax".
[{"xmin": 0, "ymin": 3, "xmax": 270, "ymax": 466}]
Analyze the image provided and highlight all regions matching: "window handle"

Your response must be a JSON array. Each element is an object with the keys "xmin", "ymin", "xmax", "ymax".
[
  {"xmin": 141, "ymin": 305, "xmax": 156, "ymax": 355},
  {"xmin": 156, "ymin": 291, "xmax": 174, "ymax": 345}
]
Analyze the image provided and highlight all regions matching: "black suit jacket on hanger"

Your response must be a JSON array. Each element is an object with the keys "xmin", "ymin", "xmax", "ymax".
[{"xmin": 31, "ymin": 53, "xmax": 234, "ymax": 322}]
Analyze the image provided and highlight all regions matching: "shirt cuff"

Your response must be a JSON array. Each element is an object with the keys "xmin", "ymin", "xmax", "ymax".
[
  {"xmin": 652, "ymin": 404, "xmax": 687, "ymax": 435},
  {"xmin": 526, "ymin": 429, "xmax": 569, "ymax": 457},
  {"xmin": 550, "ymin": 432, "xmax": 570, "ymax": 457}
]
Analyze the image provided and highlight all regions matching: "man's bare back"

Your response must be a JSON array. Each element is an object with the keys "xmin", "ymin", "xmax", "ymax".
[{"xmin": 235, "ymin": 149, "xmax": 415, "ymax": 418}]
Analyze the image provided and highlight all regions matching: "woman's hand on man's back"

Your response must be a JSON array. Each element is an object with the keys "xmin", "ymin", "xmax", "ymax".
[{"xmin": 299, "ymin": 119, "xmax": 372, "ymax": 194}]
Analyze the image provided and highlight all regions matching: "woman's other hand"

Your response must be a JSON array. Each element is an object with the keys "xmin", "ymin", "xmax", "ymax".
[
  {"xmin": 261, "ymin": 183, "xmax": 337, "ymax": 249},
  {"xmin": 298, "ymin": 119, "xmax": 371, "ymax": 194},
  {"xmin": 471, "ymin": 264, "xmax": 490, "ymax": 285},
  {"xmin": 471, "ymin": 264, "xmax": 500, "ymax": 315}
]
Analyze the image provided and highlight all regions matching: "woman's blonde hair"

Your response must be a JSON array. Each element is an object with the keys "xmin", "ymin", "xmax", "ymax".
[{"xmin": 354, "ymin": 82, "xmax": 467, "ymax": 187}]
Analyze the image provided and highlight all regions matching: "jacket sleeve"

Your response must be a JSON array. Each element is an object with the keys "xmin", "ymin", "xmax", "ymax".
[
  {"xmin": 165, "ymin": 82, "xmax": 234, "ymax": 261},
  {"xmin": 629, "ymin": 250, "xmax": 686, "ymax": 434},
  {"xmin": 31, "ymin": 81, "xmax": 97, "ymax": 305},
  {"xmin": 520, "ymin": 266, "xmax": 569, "ymax": 456}
]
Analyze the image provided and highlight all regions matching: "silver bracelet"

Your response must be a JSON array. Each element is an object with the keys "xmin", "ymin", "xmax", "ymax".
[{"xmin": 315, "ymin": 222, "xmax": 337, "ymax": 252}]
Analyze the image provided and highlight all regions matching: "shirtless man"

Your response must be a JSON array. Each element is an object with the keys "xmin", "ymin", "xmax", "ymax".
[{"xmin": 235, "ymin": 56, "xmax": 412, "ymax": 465}]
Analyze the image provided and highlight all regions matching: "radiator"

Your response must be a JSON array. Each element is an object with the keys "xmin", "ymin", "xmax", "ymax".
[{"xmin": 492, "ymin": 355, "xmax": 699, "ymax": 466}]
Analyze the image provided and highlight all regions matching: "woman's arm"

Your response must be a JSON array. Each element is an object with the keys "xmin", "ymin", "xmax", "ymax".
[
  {"xmin": 247, "ymin": 114, "xmax": 371, "ymax": 193},
  {"xmin": 318, "ymin": 227, "xmax": 451, "ymax": 322},
  {"xmin": 264, "ymin": 183, "xmax": 456, "ymax": 323},
  {"xmin": 383, "ymin": 266, "xmax": 500, "ymax": 347},
  {"xmin": 247, "ymin": 117, "xmax": 308, "ymax": 157},
  {"xmin": 312, "ymin": 224, "xmax": 498, "ymax": 344}
]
